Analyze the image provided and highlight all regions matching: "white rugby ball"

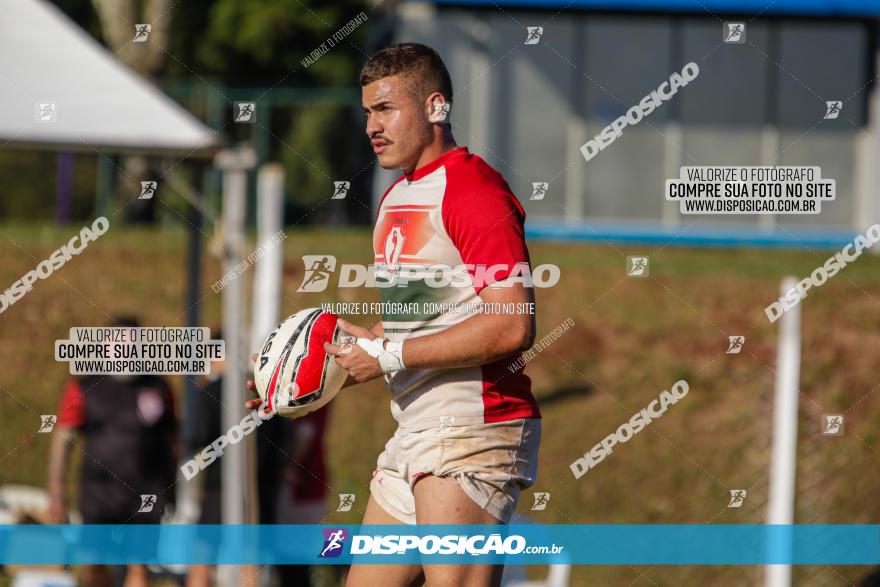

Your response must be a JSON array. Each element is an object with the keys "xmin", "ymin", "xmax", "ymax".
[{"xmin": 254, "ymin": 308, "xmax": 347, "ymax": 419}]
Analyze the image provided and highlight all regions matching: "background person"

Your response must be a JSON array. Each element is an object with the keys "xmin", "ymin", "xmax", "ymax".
[
  {"xmin": 273, "ymin": 406, "xmax": 332, "ymax": 587},
  {"xmin": 47, "ymin": 316, "xmax": 178, "ymax": 587}
]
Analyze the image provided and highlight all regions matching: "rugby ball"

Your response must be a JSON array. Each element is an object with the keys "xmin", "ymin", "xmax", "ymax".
[{"xmin": 254, "ymin": 308, "xmax": 348, "ymax": 419}]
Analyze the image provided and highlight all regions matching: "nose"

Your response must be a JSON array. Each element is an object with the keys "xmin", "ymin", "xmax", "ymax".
[{"xmin": 365, "ymin": 112, "xmax": 383, "ymax": 138}]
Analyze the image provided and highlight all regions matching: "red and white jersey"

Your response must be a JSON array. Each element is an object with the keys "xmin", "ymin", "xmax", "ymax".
[{"xmin": 373, "ymin": 146, "xmax": 540, "ymax": 430}]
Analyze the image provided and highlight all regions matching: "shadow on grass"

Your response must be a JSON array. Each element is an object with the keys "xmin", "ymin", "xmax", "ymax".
[{"xmin": 537, "ymin": 384, "xmax": 594, "ymax": 407}]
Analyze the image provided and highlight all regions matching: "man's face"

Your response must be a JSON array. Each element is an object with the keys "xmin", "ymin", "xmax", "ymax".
[{"xmin": 362, "ymin": 75, "xmax": 432, "ymax": 171}]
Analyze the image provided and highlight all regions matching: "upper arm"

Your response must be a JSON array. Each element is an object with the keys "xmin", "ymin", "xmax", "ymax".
[
  {"xmin": 53, "ymin": 426, "xmax": 77, "ymax": 445},
  {"xmin": 441, "ymin": 176, "xmax": 530, "ymax": 293},
  {"xmin": 443, "ymin": 171, "xmax": 536, "ymax": 343},
  {"xmin": 478, "ymin": 278, "xmax": 536, "ymax": 344},
  {"xmin": 478, "ymin": 278, "xmax": 535, "ymax": 306},
  {"xmin": 56, "ymin": 379, "xmax": 85, "ymax": 429}
]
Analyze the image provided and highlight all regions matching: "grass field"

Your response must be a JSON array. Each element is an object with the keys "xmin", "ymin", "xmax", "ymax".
[{"xmin": 1, "ymin": 223, "xmax": 880, "ymax": 586}]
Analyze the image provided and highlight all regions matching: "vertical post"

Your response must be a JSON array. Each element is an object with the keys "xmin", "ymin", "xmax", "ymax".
[
  {"xmin": 759, "ymin": 21, "xmax": 781, "ymax": 234},
  {"xmin": 250, "ymin": 163, "xmax": 285, "ymax": 353},
  {"xmin": 55, "ymin": 152, "xmax": 74, "ymax": 225},
  {"xmin": 856, "ymin": 41, "xmax": 880, "ymax": 254},
  {"xmin": 565, "ymin": 19, "xmax": 586, "ymax": 225},
  {"xmin": 253, "ymin": 100, "xmax": 272, "ymax": 167},
  {"xmin": 214, "ymin": 145, "xmax": 256, "ymax": 587},
  {"xmin": 245, "ymin": 164, "xmax": 285, "ymax": 549},
  {"xmin": 177, "ymin": 162, "xmax": 204, "ymax": 524},
  {"xmin": 95, "ymin": 154, "xmax": 116, "ymax": 219},
  {"xmin": 662, "ymin": 123, "xmax": 683, "ymax": 229},
  {"xmin": 765, "ymin": 276, "xmax": 801, "ymax": 587},
  {"xmin": 468, "ymin": 21, "xmax": 491, "ymax": 164},
  {"xmin": 205, "ymin": 85, "xmax": 226, "ymax": 214},
  {"xmin": 662, "ymin": 17, "xmax": 683, "ymax": 230}
]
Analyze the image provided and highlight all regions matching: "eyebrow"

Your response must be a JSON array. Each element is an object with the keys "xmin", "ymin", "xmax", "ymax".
[{"xmin": 364, "ymin": 99, "xmax": 393, "ymax": 111}]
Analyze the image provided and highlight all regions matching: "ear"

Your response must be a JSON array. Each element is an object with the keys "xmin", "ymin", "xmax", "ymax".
[{"xmin": 426, "ymin": 92, "xmax": 451, "ymax": 123}]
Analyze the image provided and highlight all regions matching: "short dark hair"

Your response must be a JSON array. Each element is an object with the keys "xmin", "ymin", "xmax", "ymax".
[{"xmin": 360, "ymin": 43, "xmax": 453, "ymax": 103}]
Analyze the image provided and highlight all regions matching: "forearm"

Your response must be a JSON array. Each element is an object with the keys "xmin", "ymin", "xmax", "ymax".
[
  {"xmin": 401, "ymin": 311, "xmax": 532, "ymax": 370},
  {"xmin": 399, "ymin": 284, "xmax": 536, "ymax": 370},
  {"xmin": 47, "ymin": 428, "xmax": 74, "ymax": 499},
  {"xmin": 328, "ymin": 289, "xmax": 535, "ymax": 383}
]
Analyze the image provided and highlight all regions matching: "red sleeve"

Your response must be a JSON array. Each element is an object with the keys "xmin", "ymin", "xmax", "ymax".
[
  {"xmin": 57, "ymin": 379, "xmax": 85, "ymax": 428},
  {"xmin": 442, "ymin": 164, "xmax": 531, "ymax": 292}
]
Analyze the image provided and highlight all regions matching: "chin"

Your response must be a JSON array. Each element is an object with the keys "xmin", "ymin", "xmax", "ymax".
[{"xmin": 376, "ymin": 153, "xmax": 402, "ymax": 170}]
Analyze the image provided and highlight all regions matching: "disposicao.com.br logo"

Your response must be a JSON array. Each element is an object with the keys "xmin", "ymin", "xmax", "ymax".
[
  {"xmin": 318, "ymin": 530, "xmax": 564, "ymax": 558},
  {"xmin": 297, "ymin": 255, "xmax": 560, "ymax": 292}
]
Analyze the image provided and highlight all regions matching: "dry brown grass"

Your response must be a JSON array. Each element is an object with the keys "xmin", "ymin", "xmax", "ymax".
[{"xmin": 1, "ymin": 224, "xmax": 879, "ymax": 585}]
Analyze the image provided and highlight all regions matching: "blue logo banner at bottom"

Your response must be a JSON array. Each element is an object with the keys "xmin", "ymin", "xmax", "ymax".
[{"xmin": 1, "ymin": 525, "xmax": 879, "ymax": 565}]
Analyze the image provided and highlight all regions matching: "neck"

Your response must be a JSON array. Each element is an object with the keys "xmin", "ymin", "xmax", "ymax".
[{"xmin": 406, "ymin": 132, "xmax": 457, "ymax": 174}]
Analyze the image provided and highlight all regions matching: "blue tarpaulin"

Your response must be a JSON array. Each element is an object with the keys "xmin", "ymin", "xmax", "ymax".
[
  {"xmin": 2, "ymin": 524, "xmax": 880, "ymax": 565},
  {"xmin": 425, "ymin": 0, "xmax": 880, "ymax": 16}
]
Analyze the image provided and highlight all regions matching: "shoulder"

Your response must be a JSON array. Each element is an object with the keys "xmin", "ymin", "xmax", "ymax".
[
  {"xmin": 442, "ymin": 152, "xmax": 525, "ymax": 221},
  {"xmin": 57, "ymin": 378, "xmax": 87, "ymax": 428},
  {"xmin": 445, "ymin": 151, "xmax": 512, "ymax": 195},
  {"xmin": 60, "ymin": 378, "xmax": 84, "ymax": 400}
]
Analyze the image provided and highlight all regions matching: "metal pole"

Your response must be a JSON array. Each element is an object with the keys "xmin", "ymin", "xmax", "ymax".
[
  {"xmin": 55, "ymin": 152, "xmax": 73, "ymax": 225},
  {"xmin": 214, "ymin": 145, "xmax": 256, "ymax": 587},
  {"xmin": 765, "ymin": 276, "xmax": 801, "ymax": 587},
  {"xmin": 759, "ymin": 21, "xmax": 781, "ymax": 235},
  {"xmin": 95, "ymin": 154, "xmax": 115, "ymax": 218},
  {"xmin": 861, "ymin": 41, "xmax": 880, "ymax": 255},
  {"xmin": 250, "ymin": 163, "xmax": 285, "ymax": 353},
  {"xmin": 177, "ymin": 164, "xmax": 204, "ymax": 525},
  {"xmin": 245, "ymin": 163, "xmax": 285, "ymax": 540}
]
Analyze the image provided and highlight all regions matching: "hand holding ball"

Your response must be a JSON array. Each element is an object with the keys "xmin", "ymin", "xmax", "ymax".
[{"xmin": 252, "ymin": 308, "xmax": 348, "ymax": 419}]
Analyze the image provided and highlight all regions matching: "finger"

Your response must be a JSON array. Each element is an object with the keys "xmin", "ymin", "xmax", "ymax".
[
  {"xmin": 337, "ymin": 319, "xmax": 374, "ymax": 339},
  {"xmin": 251, "ymin": 353, "xmax": 258, "ymax": 364},
  {"xmin": 324, "ymin": 341, "xmax": 344, "ymax": 356},
  {"xmin": 245, "ymin": 398, "xmax": 263, "ymax": 409},
  {"xmin": 247, "ymin": 379, "xmax": 256, "ymax": 390}
]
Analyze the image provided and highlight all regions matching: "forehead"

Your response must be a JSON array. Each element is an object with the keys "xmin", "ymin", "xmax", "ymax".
[{"xmin": 362, "ymin": 75, "xmax": 412, "ymax": 105}]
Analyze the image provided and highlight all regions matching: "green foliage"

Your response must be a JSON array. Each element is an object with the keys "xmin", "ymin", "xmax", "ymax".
[
  {"xmin": 194, "ymin": 0, "xmax": 367, "ymax": 83},
  {"xmin": 282, "ymin": 104, "xmax": 353, "ymax": 207},
  {"xmin": 50, "ymin": 0, "xmax": 369, "ymax": 81}
]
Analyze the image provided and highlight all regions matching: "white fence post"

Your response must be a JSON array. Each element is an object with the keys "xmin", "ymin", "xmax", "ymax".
[{"xmin": 765, "ymin": 276, "xmax": 802, "ymax": 587}]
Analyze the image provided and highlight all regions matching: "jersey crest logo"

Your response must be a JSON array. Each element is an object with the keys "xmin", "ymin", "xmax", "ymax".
[{"xmin": 384, "ymin": 226, "xmax": 406, "ymax": 274}]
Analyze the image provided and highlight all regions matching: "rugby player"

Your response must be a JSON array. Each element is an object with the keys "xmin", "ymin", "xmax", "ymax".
[{"xmin": 249, "ymin": 43, "xmax": 541, "ymax": 587}]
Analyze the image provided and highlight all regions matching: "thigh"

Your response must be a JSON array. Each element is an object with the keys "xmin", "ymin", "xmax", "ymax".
[
  {"xmin": 436, "ymin": 418, "xmax": 541, "ymax": 525},
  {"xmin": 413, "ymin": 475, "xmax": 504, "ymax": 587},
  {"xmin": 185, "ymin": 564, "xmax": 212, "ymax": 587},
  {"xmin": 122, "ymin": 564, "xmax": 150, "ymax": 587},
  {"xmin": 344, "ymin": 496, "xmax": 424, "ymax": 587},
  {"xmin": 82, "ymin": 565, "xmax": 113, "ymax": 587}
]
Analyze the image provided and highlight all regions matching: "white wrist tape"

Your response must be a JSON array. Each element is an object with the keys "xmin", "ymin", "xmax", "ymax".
[{"xmin": 356, "ymin": 337, "xmax": 405, "ymax": 374}]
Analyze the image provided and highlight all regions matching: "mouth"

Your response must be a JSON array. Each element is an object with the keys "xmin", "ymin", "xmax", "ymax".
[{"xmin": 372, "ymin": 139, "xmax": 390, "ymax": 155}]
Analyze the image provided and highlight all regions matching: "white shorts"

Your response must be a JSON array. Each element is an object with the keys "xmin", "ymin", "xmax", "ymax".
[{"xmin": 369, "ymin": 418, "xmax": 541, "ymax": 524}]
